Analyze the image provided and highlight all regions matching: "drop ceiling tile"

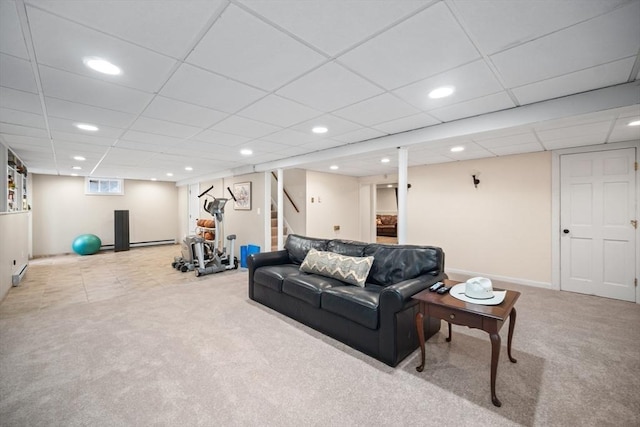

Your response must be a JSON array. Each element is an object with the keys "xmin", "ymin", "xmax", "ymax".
[
  {"xmin": 238, "ymin": 0, "xmax": 429, "ymax": 56},
  {"xmin": 143, "ymin": 96, "xmax": 228, "ymax": 128},
  {"xmin": 47, "ymin": 117, "xmax": 124, "ymax": 138},
  {"xmin": 39, "ymin": 66, "xmax": 153, "ymax": 114},
  {"xmin": 511, "ymin": 57, "xmax": 636, "ymax": 105},
  {"xmin": 332, "ymin": 128, "xmax": 387, "ymax": 144},
  {"xmin": 490, "ymin": 1, "xmax": 640, "ymax": 87},
  {"xmin": 260, "ymin": 128, "xmax": 318, "ymax": 145},
  {"xmin": 536, "ymin": 120, "xmax": 611, "ymax": 142},
  {"xmin": 191, "ymin": 129, "xmax": 251, "ymax": 146},
  {"xmin": 242, "ymin": 140, "xmax": 291, "ymax": 153},
  {"xmin": 338, "ymin": 2, "xmax": 480, "ymax": 89},
  {"xmin": 210, "ymin": 115, "xmax": 282, "ymax": 139},
  {"xmin": 393, "ymin": 60, "xmax": 505, "ymax": 111},
  {"xmin": 51, "ymin": 130, "xmax": 116, "ymax": 146},
  {"xmin": 0, "ymin": 88, "xmax": 42, "ymax": 114},
  {"xmin": 607, "ymin": 117, "xmax": 640, "ymax": 143},
  {"xmin": 0, "ymin": 54, "xmax": 37, "ymax": 93},
  {"xmin": 2, "ymin": 134, "xmax": 51, "ymax": 149},
  {"xmin": 473, "ymin": 131, "xmax": 538, "ymax": 148},
  {"xmin": 238, "ymin": 95, "xmax": 321, "ymax": 127},
  {"xmin": 187, "ymin": 4, "xmax": 325, "ymax": 91},
  {"xmin": 452, "ymin": 0, "xmax": 628, "ymax": 55},
  {"xmin": 289, "ymin": 114, "xmax": 362, "ymax": 138},
  {"xmin": 0, "ymin": 1, "xmax": 29, "ymax": 59},
  {"xmin": 54, "ymin": 140, "xmax": 112, "ymax": 154},
  {"xmin": 0, "ymin": 108, "xmax": 46, "ymax": 128},
  {"xmin": 372, "ymin": 113, "xmax": 440, "ymax": 134},
  {"xmin": 130, "ymin": 117, "xmax": 200, "ymax": 139},
  {"xmin": 30, "ymin": 0, "xmax": 225, "ymax": 58},
  {"xmin": 116, "ymin": 139, "xmax": 164, "ymax": 153},
  {"xmin": 333, "ymin": 93, "xmax": 420, "ymax": 127},
  {"xmin": 428, "ymin": 92, "xmax": 515, "ymax": 122},
  {"xmin": 0, "ymin": 123, "xmax": 49, "ymax": 139},
  {"xmin": 45, "ymin": 97, "xmax": 137, "ymax": 129},
  {"xmin": 541, "ymin": 135, "xmax": 606, "ymax": 150},
  {"xmin": 276, "ymin": 62, "xmax": 383, "ymax": 111},
  {"xmin": 487, "ymin": 142, "xmax": 545, "ymax": 156},
  {"xmin": 27, "ymin": 6, "xmax": 179, "ymax": 93},
  {"xmin": 301, "ymin": 138, "xmax": 345, "ymax": 151},
  {"xmin": 160, "ymin": 63, "xmax": 266, "ymax": 113},
  {"xmin": 121, "ymin": 130, "xmax": 183, "ymax": 146}
]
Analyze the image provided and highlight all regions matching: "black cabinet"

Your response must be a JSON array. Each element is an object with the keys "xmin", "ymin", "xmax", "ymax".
[{"xmin": 114, "ymin": 210, "xmax": 130, "ymax": 252}]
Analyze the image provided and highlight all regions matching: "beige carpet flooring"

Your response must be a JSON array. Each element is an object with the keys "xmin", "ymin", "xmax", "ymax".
[{"xmin": 0, "ymin": 245, "xmax": 639, "ymax": 426}]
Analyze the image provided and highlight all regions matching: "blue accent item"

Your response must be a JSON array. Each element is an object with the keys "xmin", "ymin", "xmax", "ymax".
[
  {"xmin": 72, "ymin": 234, "xmax": 102, "ymax": 255},
  {"xmin": 240, "ymin": 245, "xmax": 248, "ymax": 268}
]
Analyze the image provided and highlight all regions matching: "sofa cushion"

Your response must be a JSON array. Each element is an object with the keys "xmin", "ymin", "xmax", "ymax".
[
  {"xmin": 300, "ymin": 249, "xmax": 374, "ymax": 287},
  {"xmin": 364, "ymin": 244, "xmax": 442, "ymax": 286},
  {"xmin": 327, "ymin": 239, "xmax": 367, "ymax": 257},
  {"xmin": 321, "ymin": 285, "xmax": 384, "ymax": 330},
  {"xmin": 282, "ymin": 274, "xmax": 345, "ymax": 307},
  {"xmin": 285, "ymin": 234, "xmax": 330, "ymax": 264},
  {"xmin": 254, "ymin": 264, "xmax": 301, "ymax": 292}
]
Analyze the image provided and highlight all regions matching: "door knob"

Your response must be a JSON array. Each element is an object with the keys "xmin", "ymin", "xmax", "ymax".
[{"xmin": 563, "ymin": 229, "xmax": 570, "ymax": 234}]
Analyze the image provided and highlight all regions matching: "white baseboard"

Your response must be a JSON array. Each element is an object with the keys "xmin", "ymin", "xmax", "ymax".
[{"xmin": 446, "ymin": 268, "xmax": 555, "ymax": 290}]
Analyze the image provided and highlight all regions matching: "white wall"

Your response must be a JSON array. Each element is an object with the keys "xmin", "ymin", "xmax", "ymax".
[
  {"xmin": 221, "ymin": 174, "xmax": 267, "ymax": 254},
  {"xmin": 407, "ymin": 151, "xmax": 552, "ymax": 285},
  {"xmin": 0, "ymin": 212, "xmax": 29, "ymax": 300},
  {"xmin": 376, "ymin": 187, "xmax": 397, "ymax": 214},
  {"xmin": 306, "ymin": 171, "xmax": 360, "ymax": 240},
  {"xmin": 32, "ymin": 175, "xmax": 179, "ymax": 256}
]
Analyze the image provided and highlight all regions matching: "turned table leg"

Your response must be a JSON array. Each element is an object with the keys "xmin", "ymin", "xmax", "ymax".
[
  {"xmin": 415, "ymin": 311, "xmax": 426, "ymax": 372},
  {"xmin": 507, "ymin": 308, "xmax": 517, "ymax": 363},
  {"xmin": 490, "ymin": 332, "xmax": 502, "ymax": 407}
]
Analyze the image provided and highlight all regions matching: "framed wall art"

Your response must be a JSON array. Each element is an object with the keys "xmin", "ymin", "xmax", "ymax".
[{"xmin": 233, "ymin": 181, "xmax": 251, "ymax": 210}]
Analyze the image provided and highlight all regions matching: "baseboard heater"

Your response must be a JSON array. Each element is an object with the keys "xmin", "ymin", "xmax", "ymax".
[
  {"xmin": 100, "ymin": 239, "xmax": 176, "ymax": 250},
  {"xmin": 12, "ymin": 263, "xmax": 28, "ymax": 287}
]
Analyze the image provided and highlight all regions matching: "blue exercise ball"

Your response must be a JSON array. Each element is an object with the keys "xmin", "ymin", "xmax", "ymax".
[{"xmin": 72, "ymin": 234, "xmax": 102, "ymax": 255}]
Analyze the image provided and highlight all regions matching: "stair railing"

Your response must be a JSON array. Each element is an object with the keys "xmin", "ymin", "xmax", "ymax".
[{"xmin": 271, "ymin": 172, "xmax": 300, "ymax": 213}]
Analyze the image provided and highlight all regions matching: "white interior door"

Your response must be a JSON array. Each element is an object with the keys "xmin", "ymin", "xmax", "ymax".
[
  {"xmin": 560, "ymin": 148, "xmax": 636, "ymax": 302},
  {"xmin": 188, "ymin": 183, "xmax": 200, "ymax": 235}
]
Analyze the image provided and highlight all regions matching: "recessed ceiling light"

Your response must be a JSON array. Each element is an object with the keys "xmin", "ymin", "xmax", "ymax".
[
  {"xmin": 387, "ymin": 184, "xmax": 393, "ymax": 188},
  {"xmin": 450, "ymin": 146, "xmax": 465, "ymax": 152},
  {"xmin": 75, "ymin": 123, "xmax": 99, "ymax": 131},
  {"xmin": 150, "ymin": 178, "xmax": 157, "ymax": 181},
  {"xmin": 83, "ymin": 57, "xmax": 121, "ymax": 75},
  {"xmin": 628, "ymin": 119, "xmax": 640, "ymax": 127},
  {"xmin": 73, "ymin": 156, "xmax": 86, "ymax": 161},
  {"xmin": 381, "ymin": 158, "xmax": 390, "ymax": 163},
  {"xmin": 166, "ymin": 172, "xmax": 173, "ymax": 177},
  {"xmin": 72, "ymin": 166, "xmax": 82, "ymax": 170},
  {"xmin": 429, "ymin": 86, "xmax": 455, "ymax": 99},
  {"xmin": 71, "ymin": 173, "xmax": 78, "ymax": 177},
  {"xmin": 329, "ymin": 165, "xmax": 339, "ymax": 170},
  {"xmin": 185, "ymin": 166, "xmax": 193, "ymax": 171},
  {"xmin": 312, "ymin": 126, "xmax": 328, "ymax": 134},
  {"xmin": 240, "ymin": 149, "xmax": 253, "ymax": 156}
]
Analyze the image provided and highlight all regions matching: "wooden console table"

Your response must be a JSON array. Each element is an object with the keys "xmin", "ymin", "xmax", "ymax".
[{"xmin": 413, "ymin": 279, "xmax": 520, "ymax": 407}]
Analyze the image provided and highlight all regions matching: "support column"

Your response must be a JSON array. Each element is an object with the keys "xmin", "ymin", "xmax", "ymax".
[
  {"xmin": 263, "ymin": 171, "xmax": 271, "ymax": 253},
  {"xmin": 277, "ymin": 168, "xmax": 284, "ymax": 250},
  {"xmin": 397, "ymin": 147, "xmax": 408, "ymax": 244}
]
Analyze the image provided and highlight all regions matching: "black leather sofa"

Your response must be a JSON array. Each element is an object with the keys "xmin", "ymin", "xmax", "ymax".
[{"xmin": 248, "ymin": 234, "xmax": 445, "ymax": 367}]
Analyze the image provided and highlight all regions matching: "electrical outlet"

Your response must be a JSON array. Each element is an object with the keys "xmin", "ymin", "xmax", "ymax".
[{"xmin": 333, "ymin": 225, "xmax": 340, "ymax": 231}]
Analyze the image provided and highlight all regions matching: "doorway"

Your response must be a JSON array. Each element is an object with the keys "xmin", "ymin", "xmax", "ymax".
[{"xmin": 559, "ymin": 147, "xmax": 637, "ymax": 302}]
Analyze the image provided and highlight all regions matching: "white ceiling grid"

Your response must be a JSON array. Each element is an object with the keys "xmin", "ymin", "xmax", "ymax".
[{"xmin": 0, "ymin": 0, "xmax": 636, "ymax": 182}]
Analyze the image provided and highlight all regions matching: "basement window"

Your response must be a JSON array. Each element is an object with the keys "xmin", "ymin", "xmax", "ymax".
[{"xmin": 85, "ymin": 177, "xmax": 124, "ymax": 195}]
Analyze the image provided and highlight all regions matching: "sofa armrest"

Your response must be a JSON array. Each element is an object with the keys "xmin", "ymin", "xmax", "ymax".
[
  {"xmin": 379, "ymin": 272, "xmax": 446, "ymax": 316},
  {"xmin": 247, "ymin": 250, "xmax": 291, "ymax": 299}
]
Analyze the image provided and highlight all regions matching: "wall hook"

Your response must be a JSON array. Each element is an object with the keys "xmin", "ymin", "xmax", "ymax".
[{"xmin": 472, "ymin": 174, "xmax": 480, "ymax": 188}]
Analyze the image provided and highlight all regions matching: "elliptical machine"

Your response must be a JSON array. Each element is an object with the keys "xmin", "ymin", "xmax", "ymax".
[{"xmin": 172, "ymin": 185, "xmax": 239, "ymax": 276}]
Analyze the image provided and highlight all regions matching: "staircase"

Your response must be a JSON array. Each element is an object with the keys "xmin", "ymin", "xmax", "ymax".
[{"xmin": 271, "ymin": 206, "xmax": 287, "ymax": 251}]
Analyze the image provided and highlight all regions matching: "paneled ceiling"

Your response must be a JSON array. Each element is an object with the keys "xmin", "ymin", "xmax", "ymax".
[{"xmin": 0, "ymin": 0, "xmax": 639, "ymax": 183}]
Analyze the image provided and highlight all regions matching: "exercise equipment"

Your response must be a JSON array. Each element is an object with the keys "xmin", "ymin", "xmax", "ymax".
[
  {"xmin": 72, "ymin": 234, "xmax": 102, "ymax": 255},
  {"xmin": 172, "ymin": 185, "xmax": 239, "ymax": 276}
]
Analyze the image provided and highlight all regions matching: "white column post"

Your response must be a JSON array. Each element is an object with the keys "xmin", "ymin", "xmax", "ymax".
[
  {"xmin": 263, "ymin": 171, "xmax": 271, "ymax": 253},
  {"xmin": 277, "ymin": 168, "xmax": 284, "ymax": 250},
  {"xmin": 397, "ymin": 147, "xmax": 408, "ymax": 244}
]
